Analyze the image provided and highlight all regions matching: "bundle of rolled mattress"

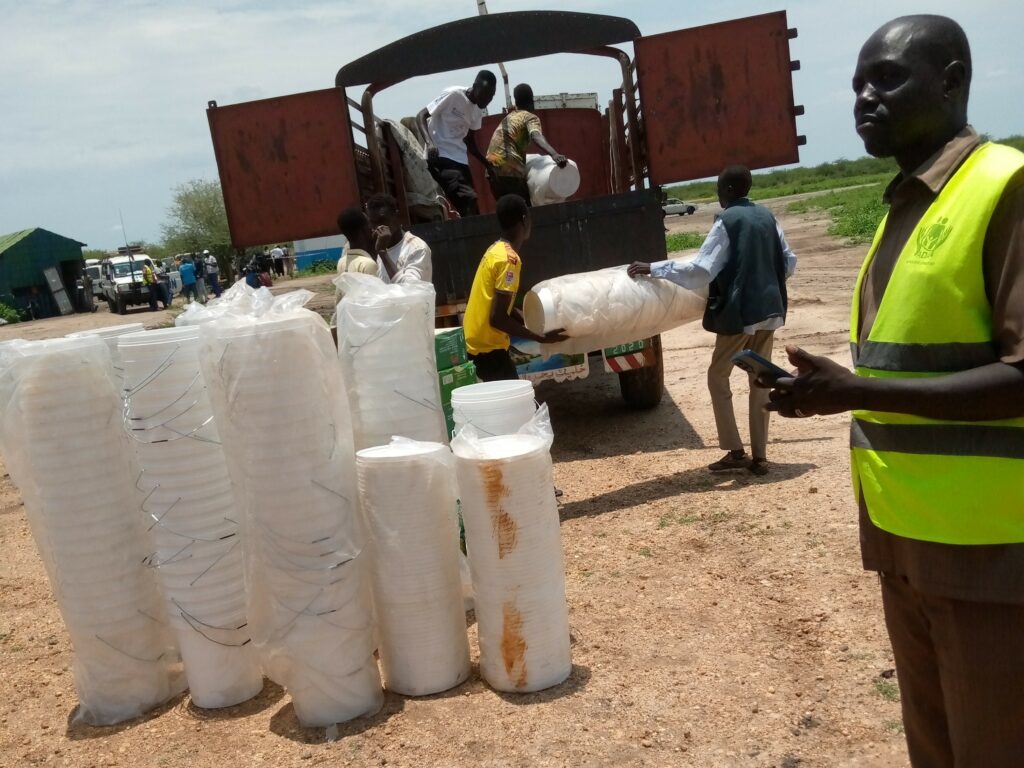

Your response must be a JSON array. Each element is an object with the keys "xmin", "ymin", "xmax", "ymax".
[{"xmin": 522, "ymin": 259, "xmax": 708, "ymax": 355}]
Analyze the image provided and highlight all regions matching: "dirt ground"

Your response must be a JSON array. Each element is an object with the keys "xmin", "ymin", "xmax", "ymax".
[{"xmin": 0, "ymin": 200, "xmax": 911, "ymax": 767}]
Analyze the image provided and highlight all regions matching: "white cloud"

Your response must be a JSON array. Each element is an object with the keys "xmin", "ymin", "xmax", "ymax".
[{"xmin": 2, "ymin": 0, "xmax": 1022, "ymax": 248}]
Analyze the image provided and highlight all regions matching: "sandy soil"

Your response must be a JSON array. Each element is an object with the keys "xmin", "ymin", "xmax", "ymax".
[{"xmin": 0, "ymin": 200, "xmax": 910, "ymax": 767}]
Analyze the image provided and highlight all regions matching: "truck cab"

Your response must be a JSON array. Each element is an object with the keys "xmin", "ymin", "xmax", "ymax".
[{"xmin": 206, "ymin": 10, "xmax": 803, "ymax": 407}]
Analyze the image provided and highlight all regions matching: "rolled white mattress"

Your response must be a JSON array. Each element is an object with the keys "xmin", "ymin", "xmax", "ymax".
[{"xmin": 523, "ymin": 259, "xmax": 708, "ymax": 355}]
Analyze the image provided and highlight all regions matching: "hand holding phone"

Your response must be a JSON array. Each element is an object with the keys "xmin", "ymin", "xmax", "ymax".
[{"xmin": 731, "ymin": 349, "xmax": 791, "ymax": 384}]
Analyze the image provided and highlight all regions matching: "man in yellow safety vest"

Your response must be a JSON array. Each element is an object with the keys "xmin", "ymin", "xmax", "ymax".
[{"xmin": 766, "ymin": 15, "xmax": 1024, "ymax": 764}]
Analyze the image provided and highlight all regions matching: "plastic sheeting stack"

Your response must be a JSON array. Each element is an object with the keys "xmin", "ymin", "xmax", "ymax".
[
  {"xmin": 119, "ymin": 326, "xmax": 262, "ymax": 709},
  {"xmin": 451, "ymin": 411, "xmax": 571, "ymax": 692},
  {"xmin": 356, "ymin": 440, "xmax": 470, "ymax": 696},
  {"xmin": 336, "ymin": 274, "xmax": 447, "ymax": 451},
  {"xmin": 68, "ymin": 322, "xmax": 145, "ymax": 391},
  {"xmin": 523, "ymin": 261, "xmax": 708, "ymax": 355},
  {"xmin": 0, "ymin": 337, "xmax": 183, "ymax": 725},
  {"xmin": 198, "ymin": 310, "xmax": 382, "ymax": 726}
]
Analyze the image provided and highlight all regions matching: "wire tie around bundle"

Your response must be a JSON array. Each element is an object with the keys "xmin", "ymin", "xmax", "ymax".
[
  {"xmin": 142, "ymin": 540, "xmax": 195, "ymax": 568},
  {"xmin": 393, "ymin": 388, "xmax": 441, "ymax": 412},
  {"xmin": 128, "ymin": 371, "xmax": 202, "ymax": 423},
  {"xmin": 124, "ymin": 345, "xmax": 180, "ymax": 398},
  {"xmin": 94, "ymin": 633, "xmax": 166, "ymax": 664},
  {"xmin": 190, "ymin": 540, "xmax": 239, "ymax": 586},
  {"xmin": 311, "ymin": 477, "xmax": 352, "ymax": 505},
  {"xmin": 173, "ymin": 601, "xmax": 251, "ymax": 647}
]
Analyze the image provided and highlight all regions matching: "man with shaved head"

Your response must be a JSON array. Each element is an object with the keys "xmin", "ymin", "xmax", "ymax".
[{"xmin": 766, "ymin": 16, "xmax": 1024, "ymax": 763}]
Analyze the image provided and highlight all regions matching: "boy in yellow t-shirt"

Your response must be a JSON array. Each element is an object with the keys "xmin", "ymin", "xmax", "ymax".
[{"xmin": 463, "ymin": 194, "xmax": 567, "ymax": 381}]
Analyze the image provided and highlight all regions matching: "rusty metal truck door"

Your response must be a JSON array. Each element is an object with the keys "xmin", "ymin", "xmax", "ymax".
[
  {"xmin": 207, "ymin": 88, "xmax": 361, "ymax": 249},
  {"xmin": 634, "ymin": 11, "xmax": 803, "ymax": 185}
]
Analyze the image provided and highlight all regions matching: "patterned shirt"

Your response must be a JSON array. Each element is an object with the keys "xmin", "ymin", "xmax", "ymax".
[{"xmin": 486, "ymin": 110, "xmax": 543, "ymax": 178}]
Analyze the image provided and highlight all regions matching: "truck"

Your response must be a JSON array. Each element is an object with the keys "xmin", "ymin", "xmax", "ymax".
[
  {"xmin": 98, "ymin": 253, "xmax": 182, "ymax": 314},
  {"xmin": 206, "ymin": 10, "xmax": 803, "ymax": 408}
]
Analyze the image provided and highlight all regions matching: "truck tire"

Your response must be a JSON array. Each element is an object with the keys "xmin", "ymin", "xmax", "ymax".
[
  {"xmin": 115, "ymin": 297, "xmax": 127, "ymax": 315},
  {"xmin": 618, "ymin": 335, "xmax": 664, "ymax": 409},
  {"xmin": 106, "ymin": 298, "xmax": 116, "ymax": 313}
]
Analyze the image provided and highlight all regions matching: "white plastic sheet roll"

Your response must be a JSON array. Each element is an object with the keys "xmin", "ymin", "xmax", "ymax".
[
  {"xmin": 356, "ymin": 440, "xmax": 470, "ymax": 696},
  {"xmin": 452, "ymin": 418, "xmax": 571, "ymax": 693},
  {"xmin": 119, "ymin": 326, "xmax": 262, "ymax": 709},
  {"xmin": 336, "ymin": 274, "xmax": 447, "ymax": 451},
  {"xmin": 526, "ymin": 154, "xmax": 580, "ymax": 205},
  {"xmin": 522, "ymin": 260, "xmax": 709, "ymax": 355},
  {"xmin": 0, "ymin": 337, "xmax": 183, "ymax": 725},
  {"xmin": 198, "ymin": 311, "xmax": 382, "ymax": 726}
]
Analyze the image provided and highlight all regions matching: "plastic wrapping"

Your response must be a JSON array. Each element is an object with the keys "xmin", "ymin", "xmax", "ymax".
[
  {"xmin": 119, "ymin": 326, "xmax": 262, "ymax": 709},
  {"xmin": 523, "ymin": 260, "xmax": 708, "ymax": 355},
  {"xmin": 175, "ymin": 283, "xmax": 311, "ymax": 326},
  {"xmin": 335, "ymin": 274, "xmax": 447, "ymax": 451},
  {"xmin": 67, "ymin": 323, "xmax": 146, "ymax": 393},
  {"xmin": 355, "ymin": 439, "xmax": 470, "ymax": 696},
  {"xmin": 197, "ymin": 308, "xmax": 382, "ymax": 726},
  {"xmin": 0, "ymin": 337, "xmax": 183, "ymax": 725},
  {"xmin": 451, "ymin": 380, "xmax": 536, "ymax": 438},
  {"xmin": 450, "ymin": 406, "xmax": 571, "ymax": 692},
  {"xmin": 525, "ymin": 154, "xmax": 581, "ymax": 206}
]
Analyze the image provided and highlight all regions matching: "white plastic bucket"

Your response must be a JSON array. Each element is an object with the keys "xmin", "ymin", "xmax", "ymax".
[{"xmin": 451, "ymin": 380, "xmax": 536, "ymax": 438}]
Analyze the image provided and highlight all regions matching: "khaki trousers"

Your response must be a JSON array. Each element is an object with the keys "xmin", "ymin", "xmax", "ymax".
[
  {"xmin": 880, "ymin": 573, "xmax": 1024, "ymax": 767},
  {"xmin": 707, "ymin": 330, "xmax": 774, "ymax": 458}
]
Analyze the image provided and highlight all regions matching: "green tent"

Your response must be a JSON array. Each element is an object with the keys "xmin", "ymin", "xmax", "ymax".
[{"xmin": 0, "ymin": 228, "xmax": 86, "ymax": 319}]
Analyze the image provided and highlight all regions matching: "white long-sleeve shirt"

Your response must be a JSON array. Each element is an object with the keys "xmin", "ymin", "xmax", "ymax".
[
  {"xmin": 376, "ymin": 231, "xmax": 433, "ymax": 285},
  {"xmin": 651, "ymin": 215, "xmax": 797, "ymax": 334}
]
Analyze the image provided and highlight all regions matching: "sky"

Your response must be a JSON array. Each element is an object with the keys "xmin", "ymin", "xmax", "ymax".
[{"xmin": 3, "ymin": 0, "xmax": 1022, "ymax": 251}]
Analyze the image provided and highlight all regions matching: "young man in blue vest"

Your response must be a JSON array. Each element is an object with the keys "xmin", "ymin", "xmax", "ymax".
[
  {"xmin": 628, "ymin": 166, "xmax": 797, "ymax": 476},
  {"xmin": 767, "ymin": 16, "xmax": 1024, "ymax": 765}
]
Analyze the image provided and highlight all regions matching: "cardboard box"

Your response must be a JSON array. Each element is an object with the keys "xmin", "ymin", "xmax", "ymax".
[
  {"xmin": 434, "ymin": 327, "xmax": 468, "ymax": 370},
  {"xmin": 438, "ymin": 360, "xmax": 477, "ymax": 408},
  {"xmin": 443, "ymin": 404, "xmax": 455, "ymax": 440}
]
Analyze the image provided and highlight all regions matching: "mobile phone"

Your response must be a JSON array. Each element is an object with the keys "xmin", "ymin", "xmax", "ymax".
[{"xmin": 731, "ymin": 350, "xmax": 791, "ymax": 383}]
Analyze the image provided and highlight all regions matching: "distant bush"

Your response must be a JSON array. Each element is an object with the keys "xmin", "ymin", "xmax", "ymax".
[
  {"xmin": 788, "ymin": 184, "xmax": 889, "ymax": 244},
  {"xmin": 0, "ymin": 302, "xmax": 21, "ymax": 324},
  {"xmin": 296, "ymin": 259, "xmax": 337, "ymax": 277},
  {"xmin": 666, "ymin": 232, "xmax": 706, "ymax": 252}
]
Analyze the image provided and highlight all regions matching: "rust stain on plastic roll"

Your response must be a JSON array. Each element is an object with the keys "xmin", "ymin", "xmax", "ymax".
[
  {"xmin": 480, "ymin": 462, "xmax": 517, "ymax": 558},
  {"xmin": 501, "ymin": 602, "xmax": 528, "ymax": 689}
]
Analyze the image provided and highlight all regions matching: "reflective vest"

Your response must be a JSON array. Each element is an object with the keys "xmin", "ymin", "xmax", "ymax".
[{"xmin": 850, "ymin": 142, "xmax": 1024, "ymax": 545}]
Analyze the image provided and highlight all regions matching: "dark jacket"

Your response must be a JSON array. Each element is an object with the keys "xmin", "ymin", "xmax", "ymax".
[{"xmin": 703, "ymin": 198, "xmax": 788, "ymax": 335}]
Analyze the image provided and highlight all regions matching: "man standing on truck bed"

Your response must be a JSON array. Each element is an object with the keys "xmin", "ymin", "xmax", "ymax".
[
  {"xmin": 463, "ymin": 194, "xmax": 566, "ymax": 381},
  {"xmin": 486, "ymin": 83, "xmax": 568, "ymax": 205},
  {"xmin": 628, "ymin": 166, "xmax": 796, "ymax": 476},
  {"xmin": 366, "ymin": 194, "xmax": 432, "ymax": 285},
  {"xmin": 417, "ymin": 70, "xmax": 498, "ymax": 218}
]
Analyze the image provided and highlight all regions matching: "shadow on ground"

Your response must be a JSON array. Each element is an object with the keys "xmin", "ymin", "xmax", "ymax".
[{"xmin": 559, "ymin": 462, "xmax": 818, "ymax": 521}]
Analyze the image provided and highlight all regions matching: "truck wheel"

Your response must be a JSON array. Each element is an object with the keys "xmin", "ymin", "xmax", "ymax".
[
  {"xmin": 115, "ymin": 297, "xmax": 127, "ymax": 315},
  {"xmin": 618, "ymin": 335, "xmax": 664, "ymax": 409},
  {"xmin": 106, "ymin": 298, "xmax": 116, "ymax": 313}
]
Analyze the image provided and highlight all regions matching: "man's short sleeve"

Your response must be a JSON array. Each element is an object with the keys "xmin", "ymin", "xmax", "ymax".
[
  {"xmin": 490, "ymin": 248, "xmax": 521, "ymax": 294},
  {"xmin": 525, "ymin": 112, "xmax": 543, "ymax": 138},
  {"xmin": 425, "ymin": 88, "xmax": 456, "ymax": 116}
]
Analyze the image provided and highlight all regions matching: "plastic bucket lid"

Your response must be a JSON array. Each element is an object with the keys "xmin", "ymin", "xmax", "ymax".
[
  {"xmin": 548, "ymin": 162, "xmax": 581, "ymax": 199},
  {"xmin": 356, "ymin": 441, "xmax": 447, "ymax": 463},
  {"xmin": 461, "ymin": 434, "xmax": 547, "ymax": 461},
  {"xmin": 450, "ymin": 380, "xmax": 533, "ymax": 405},
  {"xmin": 119, "ymin": 325, "xmax": 200, "ymax": 346},
  {"xmin": 68, "ymin": 323, "xmax": 145, "ymax": 339}
]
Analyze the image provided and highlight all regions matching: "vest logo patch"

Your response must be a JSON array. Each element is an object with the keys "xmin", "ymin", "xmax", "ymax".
[{"xmin": 913, "ymin": 216, "xmax": 952, "ymax": 263}]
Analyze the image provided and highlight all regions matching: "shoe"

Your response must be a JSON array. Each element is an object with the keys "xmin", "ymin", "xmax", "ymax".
[
  {"xmin": 748, "ymin": 458, "xmax": 769, "ymax": 476},
  {"xmin": 708, "ymin": 451, "xmax": 748, "ymax": 471},
  {"xmin": 554, "ymin": 487, "xmax": 564, "ymax": 499}
]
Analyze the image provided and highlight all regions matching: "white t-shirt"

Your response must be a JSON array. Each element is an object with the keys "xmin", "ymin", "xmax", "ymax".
[
  {"xmin": 425, "ymin": 86, "xmax": 484, "ymax": 166},
  {"xmin": 377, "ymin": 232, "xmax": 432, "ymax": 285},
  {"xmin": 270, "ymin": 247, "xmax": 284, "ymax": 260}
]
